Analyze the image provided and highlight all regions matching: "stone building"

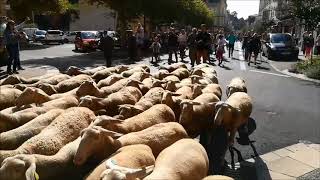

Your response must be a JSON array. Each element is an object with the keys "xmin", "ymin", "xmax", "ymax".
[{"xmin": 203, "ymin": 0, "xmax": 228, "ymax": 28}]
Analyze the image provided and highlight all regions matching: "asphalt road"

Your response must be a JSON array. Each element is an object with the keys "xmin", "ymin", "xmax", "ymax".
[{"xmin": 17, "ymin": 42, "xmax": 320, "ymax": 160}]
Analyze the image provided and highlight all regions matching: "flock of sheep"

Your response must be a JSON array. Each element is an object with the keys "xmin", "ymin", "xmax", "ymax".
[{"xmin": 0, "ymin": 62, "xmax": 252, "ymax": 180}]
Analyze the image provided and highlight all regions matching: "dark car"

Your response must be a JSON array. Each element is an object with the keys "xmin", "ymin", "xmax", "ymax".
[
  {"xmin": 33, "ymin": 30, "xmax": 46, "ymax": 42},
  {"xmin": 262, "ymin": 33, "xmax": 299, "ymax": 60},
  {"xmin": 74, "ymin": 31, "xmax": 99, "ymax": 52}
]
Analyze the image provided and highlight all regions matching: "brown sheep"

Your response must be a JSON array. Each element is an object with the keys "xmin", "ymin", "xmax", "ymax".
[
  {"xmin": 86, "ymin": 144, "xmax": 155, "ymax": 180},
  {"xmin": 73, "ymin": 122, "xmax": 188, "ymax": 166},
  {"xmin": 79, "ymin": 86, "xmax": 142, "ymax": 115},
  {"xmin": 97, "ymin": 74, "xmax": 124, "ymax": 88},
  {"xmin": 144, "ymin": 139, "xmax": 209, "ymax": 180},
  {"xmin": 54, "ymin": 74, "xmax": 93, "ymax": 93},
  {"xmin": 179, "ymin": 93, "xmax": 220, "ymax": 138},
  {"xmin": 0, "ymin": 109, "xmax": 64, "ymax": 150},
  {"xmin": 0, "ymin": 74, "xmax": 56, "ymax": 85},
  {"xmin": 128, "ymin": 71, "xmax": 151, "ymax": 82},
  {"xmin": 160, "ymin": 63, "xmax": 187, "ymax": 72},
  {"xmin": 96, "ymin": 104, "xmax": 175, "ymax": 134},
  {"xmin": 92, "ymin": 65, "xmax": 129, "ymax": 82},
  {"xmin": 0, "ymin": 107, "xmax": 95, "ymax": 164},
  {"xmin": 152, "ymin": 69, "xmax": 169, "ymax": 80},
  {"xmin": 163, "ymin": 75, "xmax": 180, "ymax": 83},
  {"xmin": 0, "ymin": 88, "xmax": 22, "ymax": 110},
  {"xmin": 226, "ymin": 77, "xmax": 247, "ymax": 97},
  {"xmin": 193, "ymin": 84, "xmax": 223, "ymax": 100},
  {"xmin": 214, "ymin": 92, "xmax": 252, "ymax": 145},
  {"xmin": 170, "ymin": 68, "xmax": 190, "ymax": 80},
  {"xmin": 121, "ymin": 67, "xmax": 147, "ymax": 78},
  {"xmin": 0, "ymin": 96, "xmax": 78, "ymax": 132},
  {"xmin": 65, "ymin": 66, "xmax": 106, "ymax": 76}
]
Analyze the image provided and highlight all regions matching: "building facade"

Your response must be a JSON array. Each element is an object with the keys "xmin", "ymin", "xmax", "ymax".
[{"xmin": 204, "ymin": 0, "xmax": 228, "ymax": 28}]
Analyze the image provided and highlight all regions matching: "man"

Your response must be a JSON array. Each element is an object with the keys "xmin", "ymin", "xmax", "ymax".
[
  {"xmin": 187, "ymin": 28, "xmax": 198, "ymax": 67},
  {"xmin": 248, "ymin": 33, "xmax": 261, "ymax": 66},
  {"xmin": 196, "ymin": 24, "xmax": 211, "ymax": 64},
  {"xmin": 0, "ymin": 16, "xmax": 8, "ymax": 67},
  {"xmin": 226, "ymin": 32, "xmax": 237, "ymax": 58},
  {"xmin": 178, "ymin": 29, "xmax": 187, "ymax": 62},
  {"xmin": 167, "ymin": 28, "xmax": 178, "ymax": 64},
  {"xmin": 127, "ymin": 30, "xmax": 137, "ymax": 61},
  {"xmin": 101, "ymin": 31, "xmax": 114, "ymax": 67}
]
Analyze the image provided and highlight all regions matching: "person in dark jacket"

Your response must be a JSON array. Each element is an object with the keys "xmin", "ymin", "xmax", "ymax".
[
  {"xmin": 127, "ymin": 30, "xmax": 137, "ymax": 61},
  {"xmin": 101, "ymin": 31, "xmax": 114, "ymax": 67},
  {"xmin": 248, "ymin": 33, "xmax": 261, "ymax": 65},
  {"xmin": 196, "ymin": 24, "xmax": 211, "ymax": 64},
  {"xmin": 187, "ymin": 28, "xmax": 198, "ymax": 67},
  {"xmin": 167, "ymin": 28, "xmax": 178, "ymax": 64}
]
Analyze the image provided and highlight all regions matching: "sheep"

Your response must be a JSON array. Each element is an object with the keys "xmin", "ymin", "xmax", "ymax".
[
  {"xmin": 164, "ymin": 80, "xmax": 179, "ymax": 92},
  {"xmin": 144, "ymin": 139, "xmax": 209, "ymax": 180},
  {"xmin": 133, "ymin": 64, "xmax": 150, "ymax": 73},
  {"xmin": 160, "ymin": 63, "xmax": 187, "ymax": 72},
  {"xmin": 163, "ymin": 75, "xmax": 180, "ymax": 83},
  {"xmin": 0, "ymin": 109, "xmax": 64, "ymax": 150},
  {"xmin": 65, "ymin": 66, "xmax": 106, "ymax": 76},
  {"xmin": 79, "ymin": 86, "xmax": 142, "ymax": 115},
  {"xmin": 121, "ymin": 67, "xmax": 147, "ymax": 78},
  {"xmin": 179, "ymin": 93, "xmax": 220, "ymax": 138},
  {"xmin": 141, "ymin": 77, "xmax": 164, "ymax": 94},
  {"xmin": 128, "ymin": 71, "xmax": 151, "ymax": 82},
  {"xmin": 56, "ymin": 74, "xmax": 93, "ymax": 93},
  {"xmin": 226, "ymin": 77, "xmax": 247, "ymax": 97},
  {"xmin": 214, "ymin": 92, "xmax": 252, "ymax": 145},
  {"xmin": 193, "ymin": 84, "xmax": 223, "ymax": 100},
  {"xmin": 202, "ymin": 175, "xmax": 234, "ymax": 180},
  {"xmin": 73, "ymin": 122, "xmax": 188, "ymax": 166},
  {"xmin": 0, "ymin": 75, "xmax": 50, "ymax": 85},
  {"xmin": 190, "ymin": 75, "xmax": 213, "ymax": 85},
  {"xmin": 0, "ymin": 107, "xmax": 95, "ymax": 164},
  {"xmin": 92, "ymin": 65, "xmax": 129, "ymax": 82},
  {"xmin": 0, "ymin": 137, "xmax": 89, "ymax": 180},
  {"xmin": 191, "ymin": 69, "xmax": 218, "ymax": 84},
  {"xmin": 14, "ymin": 74, "xmax": 71, "ymax": 91},
  {"xmin": 0, "ymin": 96, "xmax": 79, "ymax": 132},
  {"xmin": 0, "ymin": 88, "xmax": 22, "ymax": 110},
  {"xmin": 169, "ymin": 68, "xmax": 190, "ymax": 80},
  {"xmin": 152, "ymin": 69, "xmax": 169, "ymax": 80},
  {"xmin": 86, "ymin": 144, "xmax": 155, "ymax": 180},
  {"xmin": 97, "ymin": 74, "xmax": 124, "ymax": 88},
  {"xmin": 97, "ymin": 104, "xmax": 175, "ymax": 134}
]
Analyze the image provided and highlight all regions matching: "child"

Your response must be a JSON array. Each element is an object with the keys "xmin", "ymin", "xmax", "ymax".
[
  {"xmin": 216, "ymin": 34, "xmax": 226, "ymax": 66},
  {"xmin": 150, "ymin": 36, "xmax": 161, "ymax": 63}
]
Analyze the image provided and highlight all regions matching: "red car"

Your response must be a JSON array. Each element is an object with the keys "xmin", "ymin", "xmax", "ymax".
[{"xmin": 74, "ymin": 31, "xmax": 99, "ymax": 52}]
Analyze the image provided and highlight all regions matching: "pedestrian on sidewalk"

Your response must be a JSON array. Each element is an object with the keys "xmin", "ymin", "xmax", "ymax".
[
  {"xmin": 242, "ymin": 33, "xmax": 250, "ymax": 61},
  {"xmin": 167, "ymin": 28, "xmax": 178, "ymax": 64},
  {"xmin": 216, "ymin": 34, "xmax": 226, "ymax": 66},
  {"xmin": 150, "ymin": 36, "xmax": 161, "ymax": 63},
  {"xmin": 187, "ymin": 28, "xmax": 198, "ymax": 67},
  {"xmin": 101, "ymin": 31, "xmax": 114, "ymax": 67},
  {"xmin": 304, "ymin": 34, "xmax": 314, "ymax": 60},
  {"xmin": 178, "ymin": 29, "xmax": 187, "ymax": 62},
  {"xmin": 226, "ymin": 31, "xmax": 237, "ymax": 58},
  {"xmin": 196, "ymin": 24, "xmax": 211, "ymax": 64},
  {"xmin": 127, "ymin": 30, "xmax": 137, "ymax": 61},
  {"xmin": 315, "ymin": 35, "xmax": 320, "ymax": 56},
  {"xmin": 136, "ymin": 23, "xmax": 144, "ymax": 60},
  {"xmin": 3, "ymin": 17, "xmax": 29, "ymax": 74},
  {"xmin": 247, "ymin": 33, "xmax": 261, "ymax": 66}
]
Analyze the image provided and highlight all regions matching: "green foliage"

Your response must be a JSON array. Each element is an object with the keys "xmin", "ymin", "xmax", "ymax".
[
  {"xmin": 9, "ymin": 0, "xmax": 72, "ymax": 20},
  {"xmin": 295, "ymin": 58, "xmax": 320, "ymax": 80},
  {"xmin": 290, "ymin": 0, "xmax": 320, "ymax": 31}
]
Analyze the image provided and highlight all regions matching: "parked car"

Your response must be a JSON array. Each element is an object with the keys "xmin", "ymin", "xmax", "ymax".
[
  {"xmin": 33, "ymin": 30, "xmax": 46, "ymax": 42},
  {"xmin": 74, "ymin": 31, "xmax": 99, "ymax": 51},
  {"xmin": 64, "ymin": 31, "xmax": 78, "ymax": 43},
  {"xmin": 22, "ymin": 28, "xmax": 38, "ymax": 41},
  {"xmin": 97, "ymin": 30, "xmax": 121, "ymax": 50},
  {"xmin": 43, "ymin": 30, "xmax": 65, "ymax": 44},
  {"xmin": 262, "ymin": 33, "xmax": 299, "ymax": 60}
]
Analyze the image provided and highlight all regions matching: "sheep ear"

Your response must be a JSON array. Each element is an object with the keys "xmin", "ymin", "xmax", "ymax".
[
  {"xmin": 25, "ymin": 163, "xmax": 38, "ymax": 180},
  {"xmin": 96, "ymin": 127, "xmax": 124, "ymax": 138},
  {"xmin": 190, "ymin": 101, "xmax": 203, "ymax": 105}
]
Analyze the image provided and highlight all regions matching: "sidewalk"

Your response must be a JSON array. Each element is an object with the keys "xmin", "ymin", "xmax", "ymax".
[{"xmin": 226, "ymin": 141, "xmax": 320, "ymax": 180}]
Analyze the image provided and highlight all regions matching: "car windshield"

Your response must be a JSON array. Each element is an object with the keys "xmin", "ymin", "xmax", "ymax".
[
  {"xmin": 271, "ymin": 34, "xmax": 292, "ymax": 43},
  {"xmin": 35, "ymin": 31, "xmax": 46, "ymax": 35},
  {"xmin": 81, "ymin": 32, "xmax": 96, "ymax": 39}
]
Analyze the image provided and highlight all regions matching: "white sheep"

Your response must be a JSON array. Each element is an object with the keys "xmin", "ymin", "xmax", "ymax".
[
  {"xmin": 121, "ymin": 67, "xmax": 147, "ymax": 78},
  {"xmin": 169, "ymin": 68, "xmax": 190, "ymax": 80},
  {"xmin": 65, "ymin": 66, "xmax": 106, "ymax": 76},
  {"xmin": 0, "ymin": 74, "xmax": 56, "ymax": 85},
  {"xmin": 0, "ymin": 107, "xmax": 95, "ymax": 164},
  {"xmin": 86, "ymin": 144, "xmax": 155, "ymax": 180},
  {"xmin": 128, "ymin": 71, "xmax": 151, "ymax": 82},
  {"xmin": 226, "ymin": 77, "xmax": 247, "ymax": 97},
  {"xmin": 160, "ymin": 63, "xmax": 187, "ymax": 72},
  {"xmin": 214, "ymin": 92, "xmax": 252, "ymax": 145},
  {"xmin": 152, "ymin": 69, "xmax": 169, "ymax": 80},
  {"xmin": 73, "ymin": 122, "xmax": 188, "ymax": 166},
  {"xmin": 163, "ymin": 75, "xmax": 180, "ymax": 83},
  {"xmin": 193, "ymin": 84, "xmax": 223, "ymax": 100},
  {"xmin": 144, "ymin": 139, "xmax": 209, "ymax": 180},
  {"xmin": 0, "ymin": 87, "xmax": 22, "ymax": 110},
  {"xmin": 97, "ymin": 74, "xmax": 124, "ymax": 88},
  {"xmin": 202, "ymin": 175, "xmax": 235, "ymax": 180},
  {"xmin": 92, "ymin": 65, "xmax": 129, "ymax": 82},
  {"xmin": 0, "ymin": 109, "xmax": 64, "ymax": 150}
]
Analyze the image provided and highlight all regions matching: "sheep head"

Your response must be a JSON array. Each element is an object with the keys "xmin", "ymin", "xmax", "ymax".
[
  {"xmin": 191, "ymin": 69, "xmax": 205, "ymax": 76},
  {"xmin": 76, "ymin": 80, "xmax": 100, "ymax": 97},
  {"xmin": 164, "ymin": 80, "xmax": 177, "ymax": 92},
  {"xmin": 79, "ymin": 96, "xmax": 105, "ymax": 111},
  {"xmin": 93, "ymin": 115, "xmax": 125, "ymax": 129},
  {"xmin": 65, "ymin": 66, "xmax": 82, "ymax": 76},
  {"xmin": 192, "ymin": 84, "xmax": 205, "ymax": 99},
  {"xmin": 160, "ymin": 91, "xmax": 181, "ymax": 109},
  {"xmin": 125, "ymin": 79, "xmax": 143, "ymax": 89},
  {"xmin": 118, "ymin": 104, "xmax": 143, "ymax": 119},
  {"xmin": 74, "ymin": 126, "xmax": 123, "ymax": 166},
  {"xmin": 116, "ymin": 65, "xmax": 130, "ymax": 74},
  {"xmin": 37, "ymin": 83, "xmax": 57, "ymax": 95},
  {"xmin": 0, "ymin": 155, "xmax": 37, "ymax": 180},
  {"xmin": 214, "ymin": 102, "xmax": 241, "ymax": 127},
  {"xmin": 15, "ymin": 87, "xmax": 50, "ymax": 107}
]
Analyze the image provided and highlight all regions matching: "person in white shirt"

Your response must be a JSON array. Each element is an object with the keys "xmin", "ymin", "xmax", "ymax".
[
  {"xmin": 136, "ymin": 23, "xmax": 144, "ymax": 60},
  {"xmin": 178, "ymin": 29, "xmax": 187, "ymax": 62},
  {"xmin": 216, "ymin": 34, "xmax": 226, "ymax": 66}
]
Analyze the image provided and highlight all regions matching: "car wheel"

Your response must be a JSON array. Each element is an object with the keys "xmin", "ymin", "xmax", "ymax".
[{"xmin": 267, "ymin": 50, "xmax": 273, "ymax": 60}]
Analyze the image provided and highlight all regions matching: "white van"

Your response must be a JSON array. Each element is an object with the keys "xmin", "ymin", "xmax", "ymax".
[{"xmin": 43, "ymin": 30, "xmax": 65, "ymax": 44}]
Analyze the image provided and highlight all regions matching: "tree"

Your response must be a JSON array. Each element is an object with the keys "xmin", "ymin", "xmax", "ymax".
[
  {"xmin": 8, "ymin": 0, "xmax": 71, "ymax": 20},
  {"xmin": 290, "ymin": 0, "xmax": 320, "ymax": 31}
]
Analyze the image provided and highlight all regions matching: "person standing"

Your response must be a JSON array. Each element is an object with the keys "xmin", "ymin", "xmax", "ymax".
[
  {"xmin": 187, "ymin": 28, "xmax": 198, "ymax": 67},
  {"xmin": 136, "ymin": 23, "xmax": 144, "ymax": 60},
  {"xmin": 226, "ymin": 32, "xmax": 237, "ymax": 58},
  {"xmin": 167, "ymin": 28, "xmax": 178, "ymax": 64},
  {"xmin": 315, "ymin": 35, "xmax": 320, "ymax": 56},
  {"xmin": 127, "ymin": 30, "xmax": 137, "ymax": 61},
  {"xmin": 247, "ymin": 33, "xmax": 261, "ymax": 66},
  {"xmin": 0, "ymin": 16, "xmax": 8, "ymax": 67},
  {"xmin": 216, "ymin": 34, "xmax": 226, "ymax": 66},
  {"xmin": 304, "ymin": 34, "xmax": 314, "ymax": 60},
  {"xmin": 196, "ymin": 24, "xmax": 211, "ymax": 64},
  {"xmin": 150, "ymin": 36, "xmax": 161, "ymax": 63},
  {"xmin": 242, "ymin": 33, "xmax": 250, "ymax": 61},
  {"xmin": 101, "ymin": 31, "xmax": 114, "ymax": 67},
  {"xmin": 178, "ymin": 29, "xmax": 187, "ymax": 62}
]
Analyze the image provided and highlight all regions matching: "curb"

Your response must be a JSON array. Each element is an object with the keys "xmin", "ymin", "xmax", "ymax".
[{"xmin": 264, "ymin": 56, "xmax": 320, "ymax": 84}]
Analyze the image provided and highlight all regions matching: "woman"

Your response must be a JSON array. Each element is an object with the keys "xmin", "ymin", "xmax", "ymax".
[{"xmin": 304, "ymin": 34, "xmax": 314, "ymax": 60}]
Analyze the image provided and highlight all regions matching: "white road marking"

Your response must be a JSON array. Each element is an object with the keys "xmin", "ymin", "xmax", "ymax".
[
  {"xmin": 237, "ymin": 44, "xmax": 246, "ymax": 70},
  {"xmin": 240, "ymin": 61, "xmax": 246, "ymax": 71},
  {"xmin": 249, "ymin": 70, "xmax": 290, "ymax": 77}
]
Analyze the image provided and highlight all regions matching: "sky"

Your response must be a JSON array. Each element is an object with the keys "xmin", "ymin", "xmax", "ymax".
[{"xmin": 227, "ymin": 0, "xmax": 260, "ymax": 19}]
